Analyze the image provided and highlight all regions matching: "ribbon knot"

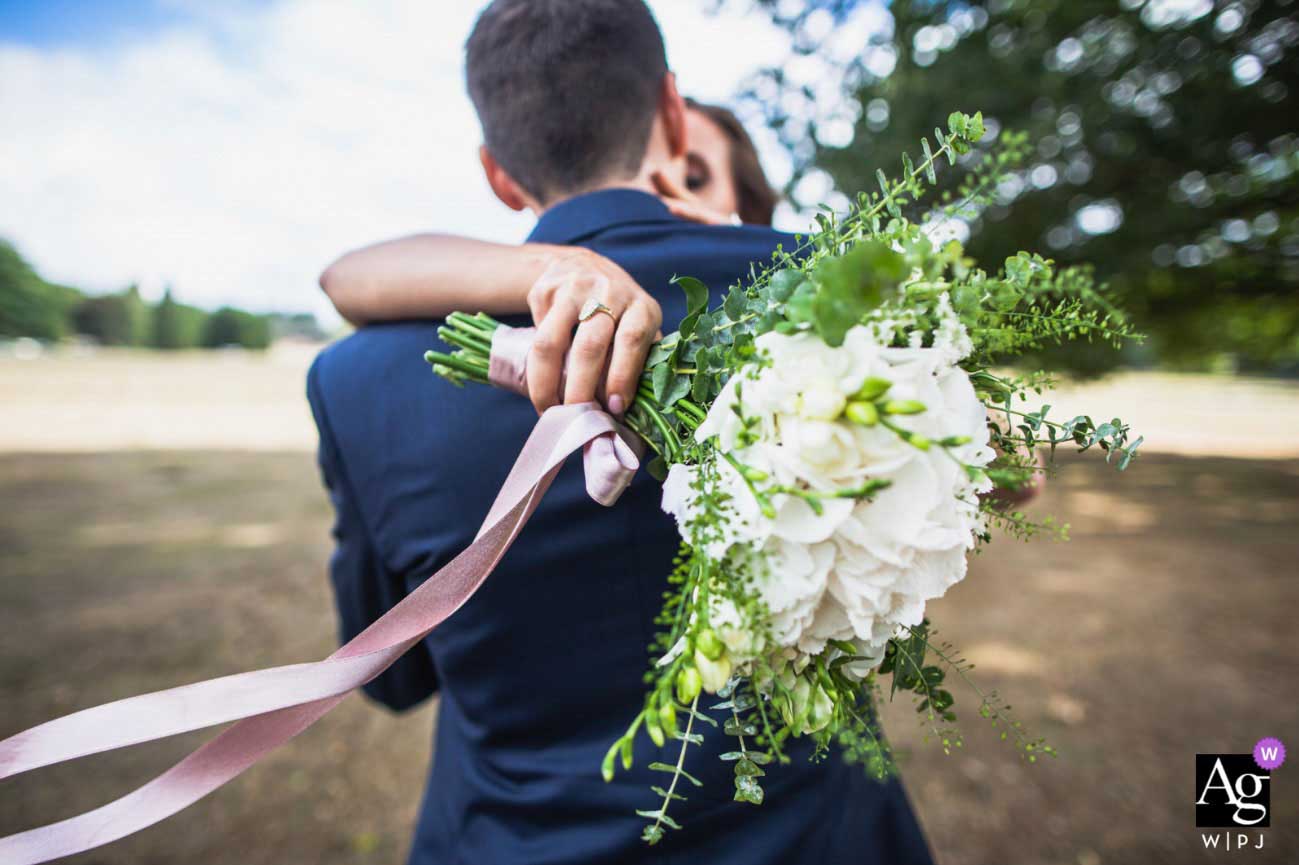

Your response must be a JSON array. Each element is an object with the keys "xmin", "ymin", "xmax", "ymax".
[{"xmin": 488, "ymin": 324, "xmax": 641, "ymax": 507}]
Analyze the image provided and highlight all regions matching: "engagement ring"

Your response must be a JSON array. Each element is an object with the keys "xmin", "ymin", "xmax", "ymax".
[{"xmin": 578, "ymin": 299, "xmax": 616, "ymax": 323}]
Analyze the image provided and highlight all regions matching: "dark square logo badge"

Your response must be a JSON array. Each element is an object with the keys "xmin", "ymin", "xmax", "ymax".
[{"xmin": 1196, "ymin": 754, "xmax": 1270, "ymax": 828}]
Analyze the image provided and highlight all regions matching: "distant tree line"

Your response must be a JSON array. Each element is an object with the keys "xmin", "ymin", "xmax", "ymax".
[{"xmin": 0, "ymin": 239, "xmax": 317, "ymax": 350}]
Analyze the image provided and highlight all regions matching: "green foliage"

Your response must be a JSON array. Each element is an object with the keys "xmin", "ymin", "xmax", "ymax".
[
  {"xmin": 908, "ymin": 625, "xmax": 1056, "ymax": 764},
  {"xmin": 0, "ymin": 237, "xmax": 281, "ymax": 351},
  {"xmin": 744, "ymin": 0, "xmax": 1299, "ymax": 371},
  {"xmin": 0, "ymin": 240, "xmax": 78, "ymax": 340},
  {"xmin": 202, "ymin": 307, "xmax": 272, "ymax": 350},
  {"xmin": 151, "ymin": 288, "xmax": 207, "ymax": 349},
  {"xmin": 72, "ymin": 286, "xmax": 150, "ymax": 346}
]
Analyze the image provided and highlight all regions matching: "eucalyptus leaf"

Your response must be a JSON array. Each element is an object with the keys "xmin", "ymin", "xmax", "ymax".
[
  {"xmin": 650, "ymin": 786, "xmax": 687, "ymax": 802},
  {"xmin": 664, "ymin": 372, "xmax": 692, "ymax": 407},
  {"xmin": 723, "ymin": 287, "xmax": 749, "ymax": 321},
  {"xmin": 673, "ymin": 275, "xmax": 710, "ymax": 317},
  {"xmin": 651, "ymin": 361, "xmax": 673, "ymax": 403},
  {"xmin": 648, "ymin": 763, "xmax": 703, "ymax": 787},
  {"xmin": 767, "ymin": 268, "xmax": 803, "ymax": 302}
]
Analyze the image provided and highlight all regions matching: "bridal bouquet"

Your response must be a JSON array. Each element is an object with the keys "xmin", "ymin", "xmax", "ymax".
[{"xmin": 426, "ymin": 112, "xmax": 1141, "ymax": 843}]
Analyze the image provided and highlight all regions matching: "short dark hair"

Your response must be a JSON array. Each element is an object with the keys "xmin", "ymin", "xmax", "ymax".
[{"xmin": 465, "ymin": 0, "xmax": 668, "ymax": 203}]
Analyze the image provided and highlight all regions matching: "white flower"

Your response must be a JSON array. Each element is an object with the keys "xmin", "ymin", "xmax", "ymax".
[
  {"xmin": 661, "ymin": 459, "xmax": 771, "ymax": 556},
  {"xmin": 710, "ymin": 596, "xmax": 758, "ymax": 657},
  {"xmin": 694, "ymin": 648, "xmax": 733, "ymax": 693},
  {"xmin": 797, "ymin": 382, "xmax": 846, "ymax": 421},
  {"xmin": 667, "ymin": 311, "xmax": 994, "ymax": 673},
  {"xmin": 931, "ymin": 291, "xmax": 974, "ymax": 365}
]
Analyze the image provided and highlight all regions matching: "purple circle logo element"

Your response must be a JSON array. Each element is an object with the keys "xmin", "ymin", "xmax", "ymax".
[{"xmin": 1253, "ymin": 737, "xmax": 1286, "ymax": 771}]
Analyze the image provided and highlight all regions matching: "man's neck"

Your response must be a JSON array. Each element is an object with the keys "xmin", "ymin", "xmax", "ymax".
[{"xmin": 533, "ymin": 162, "xmax": 682, "ymax": 216}]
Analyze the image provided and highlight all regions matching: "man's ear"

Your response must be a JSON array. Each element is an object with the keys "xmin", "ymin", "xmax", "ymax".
[
  {"xmin": 660, "ymin": 72, "xmax": 688, "ymax": 159},
  {"xmin": 479, "ymin": 146, "xmax": 529, "ymax": 212}
]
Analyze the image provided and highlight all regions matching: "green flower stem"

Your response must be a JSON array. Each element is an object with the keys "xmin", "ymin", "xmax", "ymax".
[
  {"xmin": 423, "ymin": 351, "xmax": 490, "ymax": 382},
  {"xmin": 986, "ymin": 404, "xmax": 1051, "ymax": 422},
  {"xmin": 826, "ymin": 132, "xmax": 962, "ymax": 245},
  {"xmin": 636, "ymin": 382, "xmax": 705, "ymax": 429},
  {"xmin": 886, "ymin": 635, "xmax": 952, "ymax": 749},
  {"xmin": 438, "ymin": 328, "xmax": 494, "ymax": 355},
  {"xmin": 432, "ymin": 312, "xmax": 705, "ymax": 461},
  {"xmin": 998, "ymin": 310, "xmax": 1131, "ymax": 342},
  {"xmin": 905, "ymin": 627, "xmax": 1054, "ymax": 761},
  {"xmin": 673, "ymin": 399, "xmax": 708, "ymax": 423},
  {"xmin": 639, "ymin": 403, "xmax": 681, "ymax": 458},
  {"xmin": 991, "ymin": 435, "xmax": 1055, "ymax": 453},
  {"xmin": 720, "ymin": 452, "xmax": 776, "ymax": 518},
  {"xmin": 730, "ymin": 701, "xmax": 752, "ymax": 773},
  {"xmin": 446, "ymin": 310, "xmax": 496, "ymax": 333},
  {"xmin": 839, "ymin": 699, "xmax": 890, "ymax": 770},
  {"xmin": 667, "ymin": 556, "xmax": 708, "ymax": 659},
  {"xmin": 984, "ymin": 404, "xmax": 1075, "ymax": 434},
  {"xmin": 878, "ymin": 417, "xmax": 932, "ymax": 451},
  {"xmin": 622, "ymin": 413, "xmax": 663, "ymax": 458},
  {"xmin": 649, "ymin": 692, "xmax": 699, "ymax": 839},
  {"xmin": 713, "ymin": 311, "xmax": 757, "ymax": 333},
  {"xmin": 750, "ymin": 672, "xmax": 786, "ymax": 763}
]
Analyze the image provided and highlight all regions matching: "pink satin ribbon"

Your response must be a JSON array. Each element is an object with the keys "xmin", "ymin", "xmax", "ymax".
[
  {"xmin": 0, "ymin": 396, "xmax": 640, "ymax": 864},
  {"xmin": 489, "ymin": 324, "xmax": 641, "ymax": 505}
]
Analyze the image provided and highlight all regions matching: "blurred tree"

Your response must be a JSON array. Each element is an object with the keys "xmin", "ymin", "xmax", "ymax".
[
  {"xmin": 742, "ymin": 0, "xmax": 1299, "ymax": 371},
  {"xmin": 0, "ymin": 240, "xmax": 75, "ymax": 340},
  {"xmin": 73, "ymin": 294, "xmax": 136, "ymax": 346},
  {"xmin": 1, "ymin": 238, "xmax": 285, "ymax": 350},
  {"xmin": 151, "ymin": 287, "xmax": 206, "ymax": 349},
  {"xmin": 72, "ymin": 285, "xmax": 150, "ymax": 346},
  {"xmin": 123, "ymin": 284, "xmax": 151, "ymax": 346},
  {"xmin": 267, "ymin": 312, "xmax": 329, "ymax": 342},
  {"xmin": 202, "ymin": 307, "xmax": 272, "ymax": 350}
]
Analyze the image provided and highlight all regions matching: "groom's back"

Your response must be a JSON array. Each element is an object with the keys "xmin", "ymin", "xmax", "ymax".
[{"xmin": 309, "ymin": 191, "xmax": 930, "ymax": 865}]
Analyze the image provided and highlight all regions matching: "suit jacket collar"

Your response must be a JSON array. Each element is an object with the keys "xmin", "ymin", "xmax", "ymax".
[{"xmin": 526, "ymin": 188, "xmax": 673, "ymax": 245}]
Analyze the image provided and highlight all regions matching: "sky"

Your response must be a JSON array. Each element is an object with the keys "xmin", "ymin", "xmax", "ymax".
[{"xmin": 0, "ymin": 0, "xmax": 798, "ymax": 324}]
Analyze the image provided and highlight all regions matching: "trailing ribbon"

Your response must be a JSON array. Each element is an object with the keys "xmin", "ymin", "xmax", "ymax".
[{"xmin": 0, "ymin": 399, "xmax": 639, "ymax": 865}]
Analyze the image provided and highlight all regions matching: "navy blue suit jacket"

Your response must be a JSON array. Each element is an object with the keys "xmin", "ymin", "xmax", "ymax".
[{"xmin": 308, "ymin": 190, "xmax": 932, "ymax": 865}]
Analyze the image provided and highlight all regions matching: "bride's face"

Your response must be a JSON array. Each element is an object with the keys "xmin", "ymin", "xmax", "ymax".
[{"xmin": 684, "ymin": 109, "xmax": 739, "ymax": 218}]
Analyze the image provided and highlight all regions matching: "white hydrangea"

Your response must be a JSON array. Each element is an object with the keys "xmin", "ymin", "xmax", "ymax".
[{"xmin": 661, "ymin": 309, "xmax": 994, "ymax": 674}]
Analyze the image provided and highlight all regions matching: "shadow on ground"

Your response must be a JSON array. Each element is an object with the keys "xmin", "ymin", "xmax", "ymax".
[{"xmin": 1, "ymin": 451, "xmax": 1295, "ymax": 864}]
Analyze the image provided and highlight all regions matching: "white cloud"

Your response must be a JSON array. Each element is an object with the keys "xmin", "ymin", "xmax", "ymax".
[{"xmin": 0, "ymin": 0, "xmax": 789, "ymax": 324}]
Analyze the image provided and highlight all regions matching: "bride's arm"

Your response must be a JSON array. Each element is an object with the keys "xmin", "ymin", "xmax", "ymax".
[
  {"xmin": 320, "ymin": 234, "xmax": 578, "ymax": 325},
  {"xmin": 319, "ymin": 233, "xmax": 664, "ymax": 415}
]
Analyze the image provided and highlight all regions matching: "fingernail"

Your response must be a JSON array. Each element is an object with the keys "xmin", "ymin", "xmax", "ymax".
[{"xmin": 609, "ymin": 394, "xmax": 626, "ymax": 415}]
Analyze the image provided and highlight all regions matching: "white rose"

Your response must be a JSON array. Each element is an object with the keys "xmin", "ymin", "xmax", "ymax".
[
  {"xmin": 797, "ymin": 382, "xmax": 846, "ymax": 421},
  {"xmin": 671, "ymin": 316, "xmax": 993, "ymax": 673}
]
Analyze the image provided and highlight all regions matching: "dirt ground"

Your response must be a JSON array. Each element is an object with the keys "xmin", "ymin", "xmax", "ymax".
[
  {"xmin": 1, "ymin": 449, "xmax": 1296, "ymax": 864},
  {"xmin": 1, "ymin": 349, "xmax": 1297, "ymax": 863}
]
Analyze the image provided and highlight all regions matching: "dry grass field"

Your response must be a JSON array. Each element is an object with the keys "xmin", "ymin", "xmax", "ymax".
[{"xmin": 1, "ymin": 347, "xmax": 1297, "ymax": 864}]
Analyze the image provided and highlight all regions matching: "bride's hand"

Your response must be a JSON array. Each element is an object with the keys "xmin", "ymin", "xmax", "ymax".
[
  {"xmin": 651, "ymin": 169, "xmax": 741, "ymax": 226},
  {"xmin": 526, "ymin": 247, "xmax": 662, "ymax": 418}
]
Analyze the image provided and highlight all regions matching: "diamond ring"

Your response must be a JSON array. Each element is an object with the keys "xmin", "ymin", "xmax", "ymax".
[{"xmin": 578, "ymin": 298, "xmax": 616, "ymax": 324}]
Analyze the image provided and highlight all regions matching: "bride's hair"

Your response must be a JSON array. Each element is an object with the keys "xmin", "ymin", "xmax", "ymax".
[{"xmin": 686, "ymin": 98, "xmax": 779, "ymax": 227}]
